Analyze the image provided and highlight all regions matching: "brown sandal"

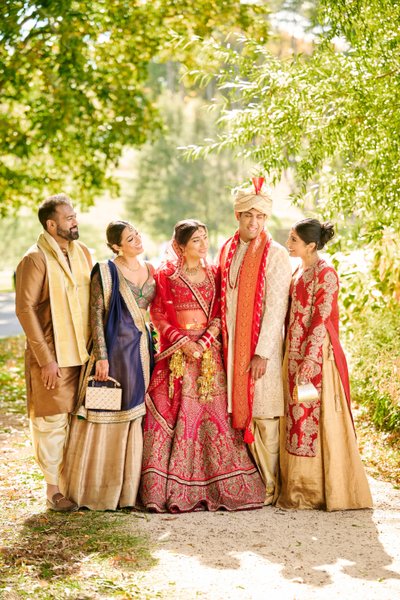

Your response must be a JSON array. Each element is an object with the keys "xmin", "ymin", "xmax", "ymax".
[{"xmin": 46, "ymin": 492, "xmax": 78, "ymax": 512}]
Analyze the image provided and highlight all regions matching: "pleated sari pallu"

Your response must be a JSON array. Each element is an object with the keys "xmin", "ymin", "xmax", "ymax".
[
  {"xmin": 139, "ymin": 261, "xmax": 265, "ymax": 513},
  {"xmin": 60, "ymin": 260, "xmax": 152, "ymax": 510}
]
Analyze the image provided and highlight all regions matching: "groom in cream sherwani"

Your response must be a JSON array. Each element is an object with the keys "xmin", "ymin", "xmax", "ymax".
[
  {"xmin": 219, "ymin": 178, "xmax": 292, "ymax": 505},
  {"xmin": 15, "ymin": 194, "xmax": 92, "ymax": 511}
]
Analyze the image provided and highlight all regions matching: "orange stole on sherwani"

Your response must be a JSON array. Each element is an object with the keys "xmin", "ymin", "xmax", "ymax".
[{"xmin": 220, "ymin": 230, "xmax": 271, "ymax": 441}]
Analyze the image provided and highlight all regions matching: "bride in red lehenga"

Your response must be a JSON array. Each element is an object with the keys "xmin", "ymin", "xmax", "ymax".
[{"xmin": 139, "ymin": 219, "xmax": 265, "ymax": 512}]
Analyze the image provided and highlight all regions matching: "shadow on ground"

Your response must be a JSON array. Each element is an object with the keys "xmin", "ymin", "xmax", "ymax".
[{"xmin": 138, "ymin": 499, "xmax": 400, "ymax": 588}]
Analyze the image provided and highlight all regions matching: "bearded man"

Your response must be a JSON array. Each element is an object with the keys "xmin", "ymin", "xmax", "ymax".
[{"xmin": 15, "ymin": 194, "xmax": 92, "ymax": 511}]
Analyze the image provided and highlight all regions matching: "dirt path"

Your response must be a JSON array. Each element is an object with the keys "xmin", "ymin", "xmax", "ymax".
[
  {"xmin": 1, "ymin": 410, "xmax": 400, "ymax": 599},
  {"xmin": 131, "ymin": 477, "xmax": 400, "ymax": 599}
]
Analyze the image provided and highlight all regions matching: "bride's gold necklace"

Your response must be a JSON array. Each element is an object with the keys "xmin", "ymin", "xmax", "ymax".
[
  {"xmin": 184, "ymin": 263, "xmax": 201, "ymax": 276},
  {"xmin": 119, "ymin": 258, "xmax": 141, "ymax": 273}
]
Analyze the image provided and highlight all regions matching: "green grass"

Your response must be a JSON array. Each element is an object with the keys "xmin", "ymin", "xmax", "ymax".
[
  {"xmin": 1, "ymin": 511, "xmax": 156, "ymax": 587},
  {"xmin": 0, "ymin": 509, "xmax": 159, "ymax": 599},
  {"xmin": 0, "ymin": 336, "xmax": 26, "ymax": 413}
]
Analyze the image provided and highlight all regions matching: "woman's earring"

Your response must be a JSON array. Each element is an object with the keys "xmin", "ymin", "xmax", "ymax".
[{"xmin": 118, "ymin": 249, "xmax": 124, "ymax": 257}]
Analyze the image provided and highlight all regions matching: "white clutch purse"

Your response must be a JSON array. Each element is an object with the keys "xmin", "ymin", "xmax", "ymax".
[
  {"xmin": 85, "ymin": 376, "xmax": 122, "ymax": 411},
  {"xmin": 293, "ymin": 381, "xmax": 319, "ymax": 403}
]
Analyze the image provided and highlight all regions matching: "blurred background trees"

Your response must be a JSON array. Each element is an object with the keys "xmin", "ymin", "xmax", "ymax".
[
  {"xmin": 185, "ymin": 0, "xmax": 400, "ymax": 241},
  {"xmin": 0, "ymin": 0, "xmax": 268, "ymax": 215}
]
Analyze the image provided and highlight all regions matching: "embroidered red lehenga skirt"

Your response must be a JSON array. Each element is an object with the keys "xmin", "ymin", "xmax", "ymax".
[{"xmin": 139, "ymin": 336, "xmax": 265, "ymax": 512}]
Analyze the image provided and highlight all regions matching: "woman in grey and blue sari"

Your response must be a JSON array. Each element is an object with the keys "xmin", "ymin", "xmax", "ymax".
[{"xmin": 60, "ymin": 220, "xmax": 155, "ymax": 510}]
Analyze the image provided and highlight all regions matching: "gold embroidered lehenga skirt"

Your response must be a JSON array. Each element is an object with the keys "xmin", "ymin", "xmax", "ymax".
[{"xmin": 275, "ymin": 336, "xmax": 372, "ymax": 511}]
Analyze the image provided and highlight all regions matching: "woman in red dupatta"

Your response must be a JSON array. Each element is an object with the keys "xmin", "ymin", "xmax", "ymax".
[
  {"xmin": 140, "ymin": 220, "xmax": 265, "ymax": 512},
  {"xmin": 275, "ymin": 218, "xmax": 372, "ymax": 511}
]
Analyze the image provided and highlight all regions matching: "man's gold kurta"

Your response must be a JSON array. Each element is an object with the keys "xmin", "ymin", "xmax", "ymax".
[{"xmin": 15, "ymin": 242, "xmax": 91, "ymax": 418}]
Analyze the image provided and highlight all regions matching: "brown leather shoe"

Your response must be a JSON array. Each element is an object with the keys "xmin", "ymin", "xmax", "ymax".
[{"xmin": 46, "ymin": 493, "xmax": 79, "ymax": 512}]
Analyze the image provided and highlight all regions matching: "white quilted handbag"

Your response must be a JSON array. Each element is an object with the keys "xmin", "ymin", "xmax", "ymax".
[{"xmin": 85, "ymin": 376, "xmax": 122, "ymax": 411}]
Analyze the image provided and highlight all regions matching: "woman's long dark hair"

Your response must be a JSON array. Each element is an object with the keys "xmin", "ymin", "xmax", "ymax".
[
  {"xmin": 294, "ymin": 218, "xmax": 335, "ymax": 250},
  {"xmin": 173, "ymin": 219, "xmax": 207, "ymax": 247},
  {"xmin": 106, "ymin": 220, "xmax": 131, "ymax": 253}
]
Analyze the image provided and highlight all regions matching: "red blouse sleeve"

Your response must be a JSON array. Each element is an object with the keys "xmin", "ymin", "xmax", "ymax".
[
  {"xmin": 150, "ymin": 289, "xmax": 187, "ymax": 346},
  {"xmin": 304, "ymin": 267, "xmax": 339, "ymax": 363}
]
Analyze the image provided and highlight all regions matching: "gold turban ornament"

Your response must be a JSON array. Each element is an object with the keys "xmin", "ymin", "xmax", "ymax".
[{"xmin": 233, "ymin": 176, "xmax": 273, "ymax": 218}]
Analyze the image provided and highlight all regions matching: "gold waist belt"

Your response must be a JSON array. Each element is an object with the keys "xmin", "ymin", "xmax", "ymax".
[{"xmin": 182, "ymin": 322, "xmax": 208, "ymax": 330}]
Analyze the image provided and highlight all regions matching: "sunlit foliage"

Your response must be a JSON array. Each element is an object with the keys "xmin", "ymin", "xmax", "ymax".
[
  {"xmin": 0, "ymin": 0, "xmax": 269, "ymax": 215},
  {"xmin": 185, "ymin": 0, "xmax": 400, "ymax": 242}
]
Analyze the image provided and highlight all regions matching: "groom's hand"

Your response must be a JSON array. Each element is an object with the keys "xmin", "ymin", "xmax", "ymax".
[{"xmin": 247, "ymin": 355, "xmax": 267, "ymax": 381}]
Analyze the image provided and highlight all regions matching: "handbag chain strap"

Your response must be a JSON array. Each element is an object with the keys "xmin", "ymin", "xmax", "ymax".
[{"xmin": 87, "ymin": 376, "xmax": 121, "ymax": 388}]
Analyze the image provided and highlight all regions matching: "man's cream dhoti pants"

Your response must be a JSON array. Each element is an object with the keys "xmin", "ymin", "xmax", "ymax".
[
  {"xmin": 29, "ymin": 414, "xmax": 69, "ymax": 485},
  {"xmin": 249, "ymin": 417, "xmax": 280, "ymax": 505}
]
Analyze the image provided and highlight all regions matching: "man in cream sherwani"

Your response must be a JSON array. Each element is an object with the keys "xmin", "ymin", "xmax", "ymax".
[
  {"xmin": 219, "ymin": 179, "xmax": 292, "ymax": 505},
  {"xmin": 15, "ymin": 194, "xmax": 92, "ymax": 511}
]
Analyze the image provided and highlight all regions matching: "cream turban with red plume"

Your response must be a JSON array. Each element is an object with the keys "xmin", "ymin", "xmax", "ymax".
[{"xmin": 233, "ymin": 177, "xmax": 273, "ymax": 217}]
